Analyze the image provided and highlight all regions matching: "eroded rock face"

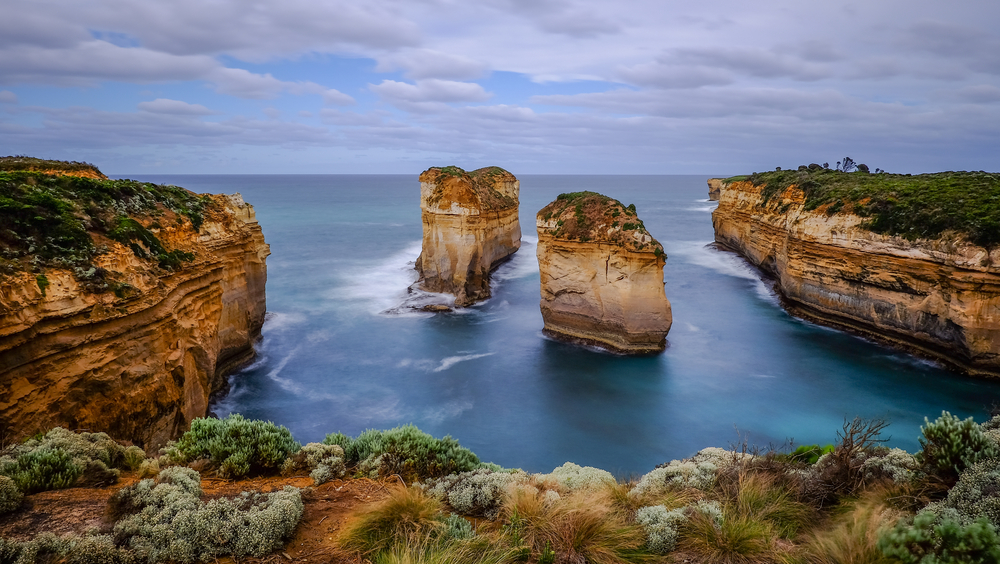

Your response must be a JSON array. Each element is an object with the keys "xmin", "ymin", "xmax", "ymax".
[
  {"xmin": 713, "ymin": 180, "xmax": 1000, "ymax": 376},
  {"xmin": 536, "ymin": 192, "xmax": 672, "ymax": 354},
  {"xmin": 416, "ymin": 166, "xmax": 521, "ymax": 306},
  {"xmin": 0, "ymin": 193, "xmax": 269, "ymax": 448},
  {"xmin": 707, "ymin": 178, "xmax": 725, "ymax": 201}
]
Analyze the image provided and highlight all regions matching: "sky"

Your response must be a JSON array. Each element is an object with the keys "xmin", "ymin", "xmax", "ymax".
[{"xmin": 1, "ymin": 0, "xmax": 999, "ymax": 175}]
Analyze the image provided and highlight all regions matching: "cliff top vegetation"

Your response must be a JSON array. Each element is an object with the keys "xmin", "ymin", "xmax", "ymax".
[
  {"xmin": 0, "ymin": 159, "xmax": 217, "ymax": 295},
  {"xmin": 419, "ymin": 165, "xmax": 518, "ymax": 211},
  {"xmin": 729, "ymin": 168, "xmax": 1000, "ymax": 247},
  {"xmin": 4, "ymin": 411, "xmax": 1000, "ymax": 564},
  {"xmin": 537, "ymin": 191, "xmax": 664, "ymax": 255},
  {"xmin": 0, "ymin": 156, "xmax": 106, "ymax": 178}
]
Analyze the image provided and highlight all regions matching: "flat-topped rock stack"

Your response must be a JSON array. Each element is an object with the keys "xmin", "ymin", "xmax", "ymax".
[
  {"xmin": 536, "ymin": 191, "xmax": 672, "ymax": 354},
  {"xmin": 415, "ymin": 166, "xmax": 521, "ymax": 307}
]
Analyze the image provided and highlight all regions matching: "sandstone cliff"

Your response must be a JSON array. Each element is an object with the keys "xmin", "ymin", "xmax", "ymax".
[
  {"xmin": 707, "ymin": 178, "xmax": 725, "ymax": 201},
  {"xmin": 0, "ymin": 168, "xmax": 269, "ymax": 448},
  {"xmin": 713, "ymin": 171, "xmax": 1000, "ymax": 376},
  {"xmin": 415, "ymin": 166, "xmax": 521, "ymax": 306},
  {"xmin": 536, "ymin": 192, "xmax": 672, "ymax": 354}
]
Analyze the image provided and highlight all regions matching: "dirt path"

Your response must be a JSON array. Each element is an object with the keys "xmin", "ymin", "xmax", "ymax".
[{"xmin": 0, "ymin": 473, "xmax": 396, "ymax": 563}]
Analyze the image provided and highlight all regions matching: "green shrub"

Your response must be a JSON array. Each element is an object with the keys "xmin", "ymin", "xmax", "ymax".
[
  {"xmin": 0, "ymin": 475, "xmax": 23, "ymax": 514},
  {"xmin": 164, "ymin": 414, "xmax": 300, "ymax": 478},
  {"xmin": 111, "ymin": 467, "xmax": 303, "ymax": 563},
  {"xmin": 879, "ymin": 511, "xmax": 1000, "ymax": 564},
  {"xmin": 1, "ymin": 447, "xmax": 82, "ymax": 493},
  {"xmin": 786, "ymin": 444, "xmax": 834, "ymax": 465},
  {"xmin": 280, "ymin": 442, "xmax": 345, "ymax": 485},
  {"xmin": 330, "ymin": 424, "xmax": 481, "ymax": 481},
  {"xmin": 443, "ymin": 514, "xmax": 475, "ymax": 540},
  {"xmin": 122, "ymin": 446, "xmax": 147, "ymax": 471},
  {"xmin": 920, "ymin": 411, "xmax": 998, "ymax": 478}
]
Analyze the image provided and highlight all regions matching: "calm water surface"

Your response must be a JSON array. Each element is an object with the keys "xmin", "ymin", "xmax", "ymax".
[{"xmin": 123, "ymin": 174, "xmax": 1000, "ymax": 476}]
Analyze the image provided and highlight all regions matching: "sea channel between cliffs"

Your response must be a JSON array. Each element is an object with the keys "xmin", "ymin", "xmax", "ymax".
[{"xmin": 104, "ymin": 173, "xmax": 1000, "ymax": 477}]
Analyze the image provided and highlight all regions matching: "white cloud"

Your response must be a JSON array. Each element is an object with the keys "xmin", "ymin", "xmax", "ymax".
[
  {"xmin": 370, "ymin": 79, "xmax": 492, "ymax": 104},
  {"xmin": 375, "ymin": 49, "xmax": 487, "ymax": 80},
  {"xmin": 137, "ymin": 98, "xmax": 217, "ymax": 115},
  {"xmin": 321, "ymin": 88, "xmax": 356, "ymax": 106}
]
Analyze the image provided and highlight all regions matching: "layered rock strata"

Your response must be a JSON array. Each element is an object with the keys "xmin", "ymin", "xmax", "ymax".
[
  {"xmin": 536, "ymin": 192, "xmax": 672, "ymax": 354},
  {"xmin": 415, "ymin": 166, "xmax": 521, "ymax": 306},
  {"xmin": 0, "ymin": 180, "xmax": 269, "ymax": 448},
  {"xmin": 713, "ymin": 179, "xmax": 1000, "ymax": 376},
  {"xmin": 707, "ymin": 178, "xmax": 725, "ymax": 201}
]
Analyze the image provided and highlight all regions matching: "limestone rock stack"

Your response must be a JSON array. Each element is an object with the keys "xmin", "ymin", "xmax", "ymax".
[
  {"xmin": 707, "ymin": 178, "xmax": 725, "ymax": 201},
  {"xmin": 416, "ymin": 166, "xmax": 521, "ymax": 306},
  {"xmin": 0, "ymin": 169, "xmax": 269, "ymax": 448},
  {"xmin": 713, "ymin": 177, "xmax": 1000, "ymax": 377},
  {"xmin": 536, "ymin": 192, "xmax": 672, "ymax": 354}
]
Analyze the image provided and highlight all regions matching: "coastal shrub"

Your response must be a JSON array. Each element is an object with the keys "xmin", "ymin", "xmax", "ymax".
[
  {"xmin": 785, "ymin": 444, "xmax": 835, "ymax": 465},
  {"xmin": 339, "ymin": 487, "xmax": 445, "ymax": 557},
  {"xmin": 802, "ymin": 417, "xmax": 891, "ymax": 503},
  {"xmin": 0, "ymin": 532, "xmax": 140, "ymax": 564},
  {"xmin": 111, "ymin": 467, "xmax": 303, "ymax": 563},
  {"xmin": 878, "ymin": 511, "xmax": 1000, "ymax": 564},
  {"xmin": 281, "ymin": 442, "xmax": 345, "ymax": 485},
  {"xmin": 8, "ymin": 427, "xmax": 128, "ymax": 470},
  {"xmin": 629, "ymin": 447, "xmax": 738, "ymax": 499},
  {"xmin": 920, "ymin": 411, "xmax": 998, "ymax": 478},
  {"xmin": 928, "ymin": 458, "xmax": 1000, "ymax": 528},
  {"xmin": 122, "ymin": 446, "xmax": 147, "ymax": 471},
  {"xmin": 331, "ymin": 424, "xmax": 481, "ymax": 481},
  {"xmin": 1, "ymin": 447, "xmax": 83, "ymax": 494},
  {"xmin": 425, "ymin": 467, "xmax": 527, "ymax": 518},
  {"xmin": 164, "ymin": 414, "xmax": 300, "ymax": 478},
  {"xmin": 636, "ymin": 505, "xmax": 687, "ymax": 553},
  {"xmin": 981, "ymin": 415, "xmax": 1000, "ymax": 448},
  {"xmin": 0, "ymin": 475, "xmax": 22, "ymax": 514},
  {"xmin": 860, "ymin": 447, "xmax": 919, "ymax": 484},
  {"xmin": 443, "ymin": 514, "xmax": 475, "ymax": 540},
  {"xmin": 538, "ymin": 462, "xmax": 616, "ymax": 492}
]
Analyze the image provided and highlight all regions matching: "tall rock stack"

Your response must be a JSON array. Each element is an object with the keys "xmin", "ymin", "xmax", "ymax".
[
  {"xmin": 536, "ymin": 192, "xmax": 672, "ymax": 354},
  {"xmin": 707, "ymin": 178, "xmax": 725, "ymax": 201},
  {"xmin": 416, "ymin": 166, "xmax": 521, "ymax": 306}
]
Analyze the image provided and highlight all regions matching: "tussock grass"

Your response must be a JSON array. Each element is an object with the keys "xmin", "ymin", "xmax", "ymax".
[
  {"xmin": 719, "ymin": 470, "xmax": 814, "ymax": 539},
  {"xmin": 340, "ymin": 486, "xmax": 445, "ymax": 557},
  {"xmin": 373, "ymin": 536, "xmax": 521, "ymax": 564},
  {"xmin": 799, "ymin": 492, "xmax": 902, "ymax": 564},
  {"xmin": 680, "ymin": 509, "xmax": 780, "ymax": 564}
]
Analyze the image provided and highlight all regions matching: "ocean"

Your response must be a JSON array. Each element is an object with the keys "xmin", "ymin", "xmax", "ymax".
[{"xmin": 122, "ymin": 173, "xmax": 1000, "ymax": 476}]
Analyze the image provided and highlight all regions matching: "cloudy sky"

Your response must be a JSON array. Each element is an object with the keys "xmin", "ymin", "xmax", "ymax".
[{"xmin": 1, "ymin": 0, "xmax": 998, "ymax": 174}]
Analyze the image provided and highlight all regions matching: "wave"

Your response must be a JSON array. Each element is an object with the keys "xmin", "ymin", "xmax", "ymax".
[
  {"xmin": 670, "ymin": 241, "xmax": 778, "ymax": 303},
  {"xmin": 433, "ymin": 352, "xmax": 495, "ymax": 372}
]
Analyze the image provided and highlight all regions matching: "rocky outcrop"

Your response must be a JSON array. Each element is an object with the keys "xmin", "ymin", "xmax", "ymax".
[
  {"xmin": 415, "ymin": 166, "xmax": 521, "ymax": 306},
  {"xmin": 536, "ymin": 192, "xmax": 672, "ymax": 354},
  {"xmin": 707, "ymin": 178, "xmax": 725, "ymax": 201},
  {"xmin": 713, "ymin": 179, "xmax": 1000, "ymax": 377},
  {"xmin": 0, "ymin": 183, "xmax": 269, "ymax": 448}
]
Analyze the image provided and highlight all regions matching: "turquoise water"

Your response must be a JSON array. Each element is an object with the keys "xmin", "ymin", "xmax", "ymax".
[{"xmin": 124, "ymin": 174, "xmax": 1000, "ymax": 476}]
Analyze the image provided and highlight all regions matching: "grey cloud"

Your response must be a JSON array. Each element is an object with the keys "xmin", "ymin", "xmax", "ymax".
[
  {"xmin": 496, "ymin": 0, "xmax": 621, "ymax": 38},
  {"xmin": 670, "ymin": 48, "xmax": 833, "ymax": 81},
  {"xmin": 616, "ymin": 61, "xmax": 732, "ymax": 89},
  {"xmin": 375, "ymin": 50, "xmax": 488, "ymax": 80},
  {"xmin": 137, "ymin": 98, "xmax": 218, "ymax": 115},
  {"xmin": 788, "ymin": 40, "xmax": 843, "ymax": 64},
  {"xmin": 0, "ymin": 90, "xmax": 17, "ymax": 104},
  {"xmin": 934, "ymin": 85, "xmax": 1000, "ymax": 104}
]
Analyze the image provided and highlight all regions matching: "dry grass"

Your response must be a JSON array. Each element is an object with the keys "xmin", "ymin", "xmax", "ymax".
[
  {"xmin": 720, "ymin": 471, "xmax": 814, "ymax": 539},
  {"xmin": 798, "ymin": 491, "xmax": 902, "ymax": 564},
  {"xmin": 339, "ymin": 486, "xmax": 445, "ymax": 557},
  {"xmin": 503, "ymin": 486, "xmax": 650, "ymax": 564},
  {"xmin": 680, "ymin": 509, "xmax": 781, "ymax": 564}
]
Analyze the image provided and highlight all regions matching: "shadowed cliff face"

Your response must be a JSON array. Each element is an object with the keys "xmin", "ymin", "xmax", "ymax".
[
  {"xmin": 713, "ymin": 180, "xmax": 1000, "ymax": 377},
  {"xmin": 536, "ymin": 192, "xmax": 672, "ymax": 354},
  {"xmin": 415, "ymin": 166, "xmax": 521, "ymax": 307},
  {"xmin": 0, "ymin": 191, "xmax": 269, "ymax": 449}
]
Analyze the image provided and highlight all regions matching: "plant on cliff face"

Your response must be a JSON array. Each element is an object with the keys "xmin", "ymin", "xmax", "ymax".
[{"xmin": 164, "ymin": 414, "xmax": 300, "ymax": 479}]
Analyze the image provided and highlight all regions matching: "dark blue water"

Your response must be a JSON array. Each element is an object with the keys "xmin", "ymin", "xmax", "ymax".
[{"xmin": 122, "ymin": 174, "xmax": 1000, "ymax": 476}]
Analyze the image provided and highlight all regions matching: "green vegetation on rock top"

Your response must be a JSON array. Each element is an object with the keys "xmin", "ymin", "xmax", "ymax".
[
  {"xmin": 0, "ymin": 169, "xmax": 212, "ymax": 293},
  {"xmin": 538, "ymin": 191, "xmax": 663, "ymax": 255},
  {"xmin": 0, "ymin": 155, "xmax": 104, "ymax": 176},
  {"xmin": 422, "ymin": 165, "xmax": 518, "ymax": 211},
  {"xmin": 731, "ymin": 168, "xmax": 1000, "ymax": 247}
]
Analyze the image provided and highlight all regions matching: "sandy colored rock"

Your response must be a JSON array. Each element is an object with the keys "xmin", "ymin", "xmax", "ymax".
[
  {"xmin": 0, "ymin": 192, "xmax": 269, "ymax": 449},
  {"xmin": 707, "ymin": 178, "xmax": 726, "ymax": 201},
  {"xmin": 713, "ymin": 179, "xmax": 1000, "ymax": 376},
  {"xmin": 536, "ymin": 192, "xmax": 672, "ymax": 354},
  {"xmin": 415, "ymin": 166, "xmax": 521, "ymax": 306}
]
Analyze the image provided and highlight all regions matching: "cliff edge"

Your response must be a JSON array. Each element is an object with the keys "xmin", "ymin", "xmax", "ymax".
[
  {"xmin": 536, "ymin": 192, "xmax": 672, "ymax": 354},
  {"xmin": 713, "ymin": 168, "xmax": 1000, "ymax": 376},
  {"xmin": 415, "ymin": 166, "xmax": 521, "ymax": 306},
  {"xmin": 707, "ymin": 178, "xmax": 725, "ymax": 201},
  {"xmin": 0, "ymin": 162, "xmax": 269, "ymax": 448}
]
